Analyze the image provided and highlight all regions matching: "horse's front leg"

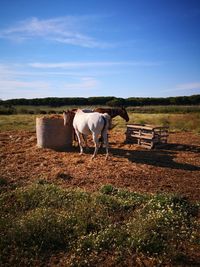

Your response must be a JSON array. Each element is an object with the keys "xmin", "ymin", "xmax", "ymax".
[
  {"xmin": 73, "ymin": 128, "xmax": 79, "ymax": 147},
  {"xmin": 75, "ymin": 130, "xmax": 84, "ymax": 154},
  {"xmin": 91, "ymin": 133, "xmax": 99, "ymax": 159}
]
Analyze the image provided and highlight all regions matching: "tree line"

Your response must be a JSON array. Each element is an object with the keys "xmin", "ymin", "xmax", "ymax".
[{"xmin": 0, "ymin": 95, "xmax": 200, "ymax": 107}]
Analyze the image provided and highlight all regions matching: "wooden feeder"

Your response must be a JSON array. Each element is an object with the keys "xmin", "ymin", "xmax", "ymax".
[
  {"xmin": 36, "ymin": 115, "xmax": 73, "ymax": 150},
  {"xmin": 126, "ymin": 124, "xmax": 169, "ymax": 149}
]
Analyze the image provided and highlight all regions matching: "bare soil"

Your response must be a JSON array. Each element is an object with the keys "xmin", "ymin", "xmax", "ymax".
[{"xmin": 0, "ymin": 130, "xmax": 200, "ymax": 201}]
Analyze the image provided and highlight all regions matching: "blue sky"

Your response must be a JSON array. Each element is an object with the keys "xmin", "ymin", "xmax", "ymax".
[{"xmin": 0, "ymin": 0, "xmax": 200, "ymax": 100}]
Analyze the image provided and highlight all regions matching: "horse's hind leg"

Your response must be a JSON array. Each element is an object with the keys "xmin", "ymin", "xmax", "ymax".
[
  {"xmin": 75, "ymin": 130, "xmax": 84, "ymax": 154},
  {"xmin": 102, "ymin": 132, "xmax": 109, "ymax": 160},
  {"xmin": 82, "ymin": 134, "xmax": 89, "ymax": 150},
  {"xmin": 99, "ymin": 135, "xmax": 104, "ymax": 148},
  {"xmin": 91, "ymin": 133, "xmax": 99, "ymax": 159}
]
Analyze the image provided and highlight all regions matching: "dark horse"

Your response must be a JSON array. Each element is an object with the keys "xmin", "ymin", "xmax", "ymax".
[{"xmin": 93, "ymin": 107, "xmax": 129, "ymax": 122}]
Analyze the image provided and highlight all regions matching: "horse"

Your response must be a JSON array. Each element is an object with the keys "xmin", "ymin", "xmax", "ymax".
[
  {"xmin": 93, "ymin": 107, "xmax": 129, "ymax": 122},
  {"xmin": 64, "ymin": 107, "xmax": 129, "ymax": 146},
  {"xmin": 63, "ymin": 109, "xmax": 110, "ymax": 159},
  {"xmin": 70, "ymin": 107, "xmax": 129, "ymax": 122}
]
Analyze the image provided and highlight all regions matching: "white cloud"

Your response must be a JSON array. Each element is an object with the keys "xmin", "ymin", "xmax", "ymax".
[
  {"xmin": 0, "ymin": 61, "xmax": 161, "ymax": 99},
  {"xmin": 175, "ymin": 82, "xmax": 200, "ymax": 90},
  {"xmin": 0, "ymin": 16, "xmax": 111, "ymax": 48},
  {"xmin": 0, "ymin": 79, "xmax": 52, "ymax": 99},
  {"xmin": 29, "ymin": 61, "xmax": 161, "ymax": 69},
  {"xmin": 0, "ymin": 63, "xmax": 86, "ymax": 77},
  {"xmin": 163, "ymin": 82, "xmax": 200, "ymax": 93},
  {"xmin": 0, "ymin": 80, "xmax": 50, "ymax": 89},
  {"xmin": 63, "ymin": 77, "xmax": 98, "ymax": 90},
  {"xmin": 0, "ymin": 77, "xmax": 99, "ymax": 99},
  {"xmin": 0, "ymin": 62, "xmax": 100, "ymax": 99}
]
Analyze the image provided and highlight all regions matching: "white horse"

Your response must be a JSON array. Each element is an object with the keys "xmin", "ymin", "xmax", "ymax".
[{"xmin": 63, "ymin": 109, "xmax": 110, "ymax": 159}]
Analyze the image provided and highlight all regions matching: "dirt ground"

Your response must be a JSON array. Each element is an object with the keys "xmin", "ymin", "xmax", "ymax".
[{"xmin": 0, "ymin": 130, "xmax": 200, "ymax": 202}]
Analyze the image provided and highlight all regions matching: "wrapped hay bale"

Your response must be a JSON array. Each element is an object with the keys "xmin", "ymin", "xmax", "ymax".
[{"xmin": 36, "ymin": 115, "xmax": 73, "ymax": 150}]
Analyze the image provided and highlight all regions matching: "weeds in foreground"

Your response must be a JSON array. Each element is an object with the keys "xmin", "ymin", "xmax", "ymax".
[{"xmin": 0, "ymin": 183, "xmax": 199, "ymax": 266}]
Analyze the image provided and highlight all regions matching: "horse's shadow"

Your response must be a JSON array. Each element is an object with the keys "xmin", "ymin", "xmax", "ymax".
[
  {"xmin": 109, "ymin": 146, "xmax": 200, "ymax": 171},
  {"xmin": 59, "ymin": 141, "xmax": 200, "ymax": 171}
]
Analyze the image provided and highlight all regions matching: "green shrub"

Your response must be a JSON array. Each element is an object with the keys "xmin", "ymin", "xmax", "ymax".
[{"xmin": 100, "ymin": 184, "xmax": 116, "ymax": 194}]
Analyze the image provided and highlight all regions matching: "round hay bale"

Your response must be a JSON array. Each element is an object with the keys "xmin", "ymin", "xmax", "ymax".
[{"xmin": 36, "ymin": 115, "xmax": 73, "ymax": 150}]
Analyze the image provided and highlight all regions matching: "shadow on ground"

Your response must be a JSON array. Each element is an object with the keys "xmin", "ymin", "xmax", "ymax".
[
  {"xmin": 164, "ymin": 143, "xmax": 200, "ymax": 153},
  {"xmin": 56, "ymin": 140, "xmax": 200, "ymax": 171},
  {"xmin": 109, "ymin": 146, "xmax": 200, "ymax": 171}
]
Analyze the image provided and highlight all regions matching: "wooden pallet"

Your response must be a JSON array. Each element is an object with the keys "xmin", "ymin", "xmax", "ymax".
[{"xmin": 126, "ymin": 124, "xmax": 169, "ymax": 149}]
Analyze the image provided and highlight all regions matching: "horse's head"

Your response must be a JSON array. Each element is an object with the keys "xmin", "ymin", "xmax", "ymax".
[
  {"xmin": 120, "ymin": 107, "xmax": 129, "ymax": 122},
  {"xmin": 63, "ymin": 110, "xmax": 74, "ymax": 126}
]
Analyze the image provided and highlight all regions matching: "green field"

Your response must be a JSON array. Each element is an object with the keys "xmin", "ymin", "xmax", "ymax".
[{"xmin": 1, "ymin": 112, "xmax": 200, "ymax": 133}]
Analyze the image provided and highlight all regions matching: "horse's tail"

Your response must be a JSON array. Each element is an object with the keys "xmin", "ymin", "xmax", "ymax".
[{"xmin": 101, "ymin": 113, "xmax": 111, "ymax": 136}]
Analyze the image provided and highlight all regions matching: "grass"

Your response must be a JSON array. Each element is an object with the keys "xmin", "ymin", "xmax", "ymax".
[
  {"xmin": 127, "ymin": 105, "xmax": 200, "ymax": 113},
  {"xmin": 0, "ymin": 183, "xmax": 199, "ymax": 266},
  {"xmin": 0, "ymin": 114, "xmax": 37, "ymax": 131},
  {"xmin": 1, "ymin": 112, "xmax": 200, "ymax": 133},
  {"xmin": 112, "ymin": 112, "xmax": 200, "ymax": 133}
]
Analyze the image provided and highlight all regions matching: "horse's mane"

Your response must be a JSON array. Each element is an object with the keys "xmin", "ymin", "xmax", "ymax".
[{"xmin": 76, "ymin": 109, "xmax": 82, "ymax": 113}]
